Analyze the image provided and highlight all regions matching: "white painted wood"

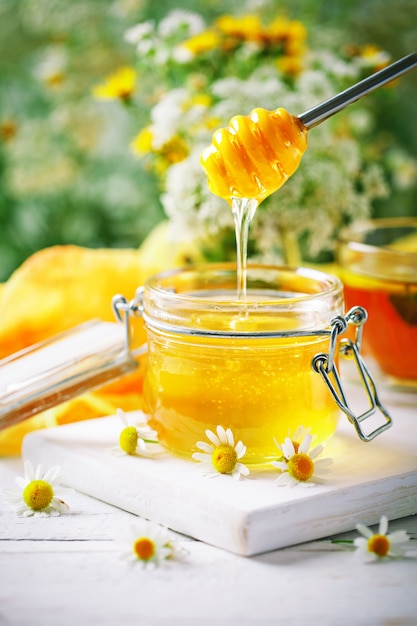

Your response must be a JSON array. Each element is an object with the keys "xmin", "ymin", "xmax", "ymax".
[
  {"xmin": 1, "ymin": 457, "xmax": 416, "ymax": 626},
  {"xmin": 21, "ymin": 383, "xmax": 417, "ymax": 556}
]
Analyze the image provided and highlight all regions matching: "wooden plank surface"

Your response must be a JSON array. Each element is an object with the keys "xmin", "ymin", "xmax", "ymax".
[
  {"xmin": 1, "ymin": 456, "xmax": 417, "ymax": 626},
  {"xmin": 22, "ymin": 382, "xmax": 417, "ymax": 556}
]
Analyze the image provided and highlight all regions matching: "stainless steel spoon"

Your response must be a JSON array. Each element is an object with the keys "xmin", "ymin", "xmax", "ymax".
[{"xmin": 298, "ymin": 51, "xmax": 417, "ymax": 129}]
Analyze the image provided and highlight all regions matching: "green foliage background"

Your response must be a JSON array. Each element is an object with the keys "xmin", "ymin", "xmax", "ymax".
[{"xmin": 0, "ymin": 0, "xmax": 416, "ymax": 281}]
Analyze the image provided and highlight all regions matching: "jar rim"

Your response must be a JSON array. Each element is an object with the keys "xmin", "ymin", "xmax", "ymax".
[
  {"xmin": 144, "ymin": 262, "xmax": 342, "ymax": 304},
  {"xmin": 338, "ymin": 217, "xmax": 417, "ymax": 258},
  {"xmin": 142, "ymin": 263, "xmax": 344, "ymax": 336},
  {"xmin": 337, "ymin": 217, "xmax": 417, "ymax": 283}
]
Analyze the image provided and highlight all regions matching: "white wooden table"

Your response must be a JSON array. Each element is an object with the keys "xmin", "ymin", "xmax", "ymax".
[{"xmin": 1, "ymin": 453, "xmax": 416, "ymax": 626}]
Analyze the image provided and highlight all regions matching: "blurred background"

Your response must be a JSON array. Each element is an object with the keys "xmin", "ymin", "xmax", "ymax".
[{"xmin": 1, "ymin": 0, "xmax": 416, "ymax": 282}]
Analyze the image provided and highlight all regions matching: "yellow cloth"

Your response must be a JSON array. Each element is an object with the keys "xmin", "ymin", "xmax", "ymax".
[{"xmin": 0, "ymin": 222, "xmax": 203, "ymax": 455}]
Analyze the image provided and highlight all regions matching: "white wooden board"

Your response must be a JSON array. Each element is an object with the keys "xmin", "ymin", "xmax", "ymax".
[{"xmin": 22, "ymin": 383, "xmax": 417, "ymax": 556}]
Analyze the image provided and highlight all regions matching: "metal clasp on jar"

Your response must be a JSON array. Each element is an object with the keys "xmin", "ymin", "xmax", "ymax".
[
  {"xmin": 111, "ymin": 288, "xmax": 145, "ymax": 357},
  {"xmin": 312, "ymin": 306, "xmax": 392, "ymax": 442}
]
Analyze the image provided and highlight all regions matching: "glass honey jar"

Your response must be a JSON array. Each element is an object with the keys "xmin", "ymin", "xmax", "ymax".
[{"xmin": 111, "ymin": 263, "xmax": 391, "ymax": 466}]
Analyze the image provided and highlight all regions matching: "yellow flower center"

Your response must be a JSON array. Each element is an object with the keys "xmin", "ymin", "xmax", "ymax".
[
  {"xmin": 119, "ymin": 426, "xmax": 138, "ymax": 455},
  {"xmin": 368, "ymin": 534, "xmax": 390, "ymax": 557},
  {"xmin": 287, "ymin": 453, "xmax": 314, "ymax": 482},
  {"xmin": 23, "ymin": 480, "xmax": 54, "ymax": 511},
  {"xmin": 133, "ymin": 537, "xmax": 155, "ymax": 561},
  {"xmin": 211, "ymin": 444, "xmax": 237, "ymax": 474}
]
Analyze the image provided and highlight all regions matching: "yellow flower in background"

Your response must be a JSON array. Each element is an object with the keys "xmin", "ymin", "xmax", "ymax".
[
  {"xmin": 359, "ymin": 44, "xmax": 391, "ymax": 70},
  {"xmin": 175, "ymin": 29, "xmax": 220, "ymax": 60},
  {"xmin": 92, "ymin": 66, "xmax": 137, "ymax": 101},
  {"xmin": 215, "ymin": 14, "xmax": 263, "ymax": 43},
  {"xmin": 132, "ymin": 131, "xmax": 190, "ymax": 175},
  {"xmin": 131, "ymin": 126, "xmax": 154, "ymax": 155},
  {"xmin": 184, "ymin": 93, "xmax": 212, "ymax": 109},
  {"xmin": 157, "ymin": 135, "xmax": 190, "ymax": 167},
  {"xmin": 176, "ymin": 13, "xmax": 308, "ymax": 59},
  {"xmin": 110, "ymin": 8, "xmax": 405, "ymax": 274},
  {"xmin": 277, "ymin": 54, "xmax": 304, "ymax": 77},
  {"xmin": 345, "ymin": 43, "xmax": 391, "ymax": 72}
]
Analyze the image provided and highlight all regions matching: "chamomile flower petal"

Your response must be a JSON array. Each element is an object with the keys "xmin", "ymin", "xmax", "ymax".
[
  {"xmin": 387, "ymin": 540, "xmax": 408, "ymax": 558},
  {"xmin": 356, "ymin": 522, "xmax": 373, "ymax": 539},
  {"xmin": 354, "ymin": 537, "xmax": 377, "ymax": 562},
  {"xmin": 275, "ymin": 472, "xmax": 314, "ymax": 488},
  {"xmin": 191, "ymin": 452, "xmax": 211, "ymax": 462},
  {"xmin": 216, "ymin": 425, "xmax": 229, "ymax": 445},
  {"xmin": 234, "ymin": 440, "xmax": 246, "ymax": 458},
  {"xmin": 234, "ymin": 462, "xmax": 250, "ymax": 478},
  {"xmin": 196, "ymin": 441, "xmax": 214, "ymax": 454},
  {"xmin": 225, "ymin": 428, "xmax": 234, "ymax": 447},
  {"xmin": 379, "ymin": 515, "xmax": 388, "ymax": 535},
  {"xmin": 314, "ymin": 457, "xmax": 333, "ymax": 473},
  {"xmin": 193, "ymin": 426, "xmax": 249, "ymax": 479},
  {"xmin": 4, "ymin": 460, "xmax": 71, "ymax": 517},
  {"xmin": 271, "ymin": 460, "xmax": 289, "ymax": 471},
  {"xmin": 273, "ymin": 437, "xmax": 284, "ymax": 455},
  {"xmin": 26, "ymin": 461, "xmax": 36, "ymax": 481},
  {"xmin": 298, "ymin": 433, "xmax": 312, "ymax": 454},
  {"xmin": 309, "ymin": 444, "xmax": 325, "ymax": 460},
  {"xmin": 291, "ymin": 425, "xmax": 312, "ymax": 442},
  {"xmin": 274, "ymin": 426, "xmax": 314, "ymax": 460},
  {"xmin": 137, "ymin": 438, "xmax": 148, "ymax": 453},
  {"xmin": 43, "ymin": 465, "xmax": 64, "ymax": 484},
  {"xmin": 205, "ymin": 428, "xmax": 221, "ymax": 447},
  {"xmin": 281, "ymin": 437, "xmax": 296, "ymax": 460},
  {"xmin": 389, "ymin": 530, "xmax": 410, "ymax": 544}
]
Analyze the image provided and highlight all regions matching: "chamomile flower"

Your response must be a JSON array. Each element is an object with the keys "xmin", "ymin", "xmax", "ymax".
[
  {"xmin": 354, "ymin": 515, "xmax": 411, "ymax": 562},
  {"xmin": 272, "ymin": 433, "xmax": 333, "ymax": 487},
  {"xmin": 121, "ymin": 519, "xmax": 186, "ymax": 568},
  {"xmin": 192, "ymin": 425, "xmax": 249, "ymax": 479},
  {"xmin": 116, "ymin": 408, "xmax": 158, "ymax": 457},
  {"xmin": 4, "ymin": 460, "xmax": 71, "ymax": 517}
]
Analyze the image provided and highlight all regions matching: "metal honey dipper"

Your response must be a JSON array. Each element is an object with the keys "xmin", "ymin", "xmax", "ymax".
[{"xmin": 200, "ymin": 52, "xmax": 417, "ymax": 205}]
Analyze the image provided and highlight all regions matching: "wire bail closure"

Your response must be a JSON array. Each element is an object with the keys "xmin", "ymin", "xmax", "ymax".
[
  {"xmin": 312, "ymin": 306, "xmax": 392, "ymax": 442},
  {"xmin": 112, "ymin": 291, "xmax": 392, "ymax": 443},
  {"xmin": 112, "ymin": 288, "xmax": 145, "ymax": 357}
]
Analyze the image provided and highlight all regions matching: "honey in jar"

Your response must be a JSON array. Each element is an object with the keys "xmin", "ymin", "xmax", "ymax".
[
  {"xmin": 141, "ymin": 264, "xmax": 344, "ymax": 465},
  {"xmin": 338, "ymin": 218, "xmax": 417, "ymax": 384}
]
